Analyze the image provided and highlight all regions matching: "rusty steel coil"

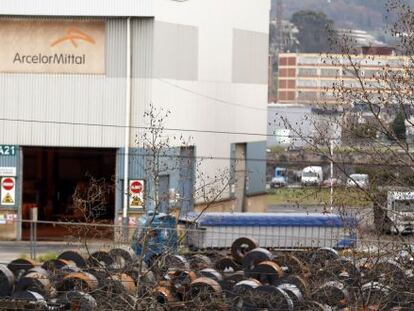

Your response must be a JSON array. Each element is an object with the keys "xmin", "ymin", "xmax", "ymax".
[
  {"xmin": 7, "ymin": 258, "xmax": 36, "ymax": 279},
  {"xmin": 220, "ymin": 271, "xmax": 245, "ymax": 293},
  {"xmin": 252, "ymin": 285, "xmax": 294, "ymax": 311},
  {"xmin": 24, "ymin": 267, "xmax": 50, "ymax": 278},
  {"xmin": 189, "ymin": 277, "xmax": 222, "ymax": 300},
  {"xmin": 326, "ymin": 258, "xmax": 361, "ymax": 286},
  {"xmin": 231, "ymin": 237, "xmax": 258, "ymax": 264},
  {"xmin": 57, "ymin": 291, "xmax": 97, "ymax": 311},
  {"xmin": 371, "ymin": 260, "xmax": 406, "ymax": 285},
  {"xmin": 109, "ymin": 247, "xmax": 137, "ymax": 271},
  {"xmin": 360, "ymin": 282, "xmax": 393, "ymax": 310},
  {"xmin": 109, "ymin": 247, "xmax": 136, "ymax": 263},
  {"xmin": 165, "ymin": 255, "xmax": 190, "ymax": 270},
  {"xmin": 276, "ymin": 275, "xmax": 309, "ymax": 298},
  {"xmin": 57, "ymin": 251, "xmax": 87, "ymax": 268},
  {"xmin": 0, "ymin": 265, "xmax": 15, "ymax": 298},
  {"xmin": 153, "ymin": 286, "xmax": 177, "ymax": 304},
  {"xmin": 313, "ymin": 280, "xmax": 349, "ymax": 308},
  {"xmin": 108, "ymin": 273, "xmax": 137, "ymax": 295},
  {"xmin": 12, "ymin": 290, "xmax": 46, "ymax": 303},
  {"xmin": 5, "ymin": 241, "xmax": 414, "ymax": 309},
  {"xmin": 153, "ymin": 254, "xmax": 190, "ymax": 276},
  {"xmin": 310, "ymin": 248, "xmax": 340, "ymax": 267},
  {"xmin": 199, "ymin": 268, "xmax": 223, "ymax": 282},
  {"xmin": 274, "ymin": 253, "xmax": 309, "ymax": 276},
  {"xmin": 242, "ymin": 248, "xmax": 273, "ymax": 272},
  {"xmin": 42, "ymin": 259, "xmax": 77, "ymax": 272},
  {"xmin": 189, "ymin": 254, "xmax": 212, "ymax": 270},
  {"xmin": 124, "ymin": 267, "xmax": 156, "ymax": 287},
  {"xmin": 214, "ymin": 256, "xmax": 241, "ymax": 273},
  {"xmin": 85, "ymin": 268, "xmax": 110, "ymax": 289},
  {"xmin": 59, "ymin": 272, "xmax": 98, "ymax": 292},
  {"xmin": 277, "ymin": 283, "xmax": 304, "ymax": 307},
  {"xmin": 169, "ymin": 269, "xmax": 197, "ymax": 290},
  {"xmin": 16, "ymin": 271, "xmax": 54, "ymax": 298},
  {"xmin": 88, "ymin": 251, "xmax": 114, "ymax": 268},
  {"xmin": 232, "ymin": 279, "xmax": 262, "ymax": 299},
  {"xmin": 249, "ymin": 261, "xmax": 284, "ymax": 285}
]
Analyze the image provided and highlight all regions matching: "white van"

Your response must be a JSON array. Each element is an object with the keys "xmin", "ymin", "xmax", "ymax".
[
  {"xmin": 387, "ymin": 191, "xmax": 414, "ymax": 234},
  {"xmin": 346, "ymin": 174, "xmax": 369, "ymax": 189},
  {"xmin": 301, "ymin": 166, "xmax": 323, "ymax": 186}
]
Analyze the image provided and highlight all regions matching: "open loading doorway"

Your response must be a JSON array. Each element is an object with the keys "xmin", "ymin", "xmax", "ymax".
[{"xmin": 22, "ymin": 147, "xmax": 116, "ymax": 240}]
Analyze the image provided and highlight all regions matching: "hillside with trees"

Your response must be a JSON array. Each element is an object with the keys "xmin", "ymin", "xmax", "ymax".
[{"xmin": 272, "ymin": 0, "xmax": 414, "ymax": 32}]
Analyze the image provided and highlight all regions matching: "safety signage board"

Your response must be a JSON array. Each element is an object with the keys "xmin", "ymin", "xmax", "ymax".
[
  {"xmin": 1, "ymin": 177, "xmax": 15, "ymax": 206},
  {"xmin": 129, "ymin": 180, "xmax": 144, "ymax": 209},
  {"xmin": 0, "ymin": 167, "xmax": 16, "ymax": 176},
  {"xmin": 0, "ymin": 145, "xmax": 16, "ymax": 156}
]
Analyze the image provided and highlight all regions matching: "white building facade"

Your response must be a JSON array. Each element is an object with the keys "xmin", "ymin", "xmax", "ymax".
[{"xmin": 0, "ymin": 0, "xmax": 270, "ymax": 239}]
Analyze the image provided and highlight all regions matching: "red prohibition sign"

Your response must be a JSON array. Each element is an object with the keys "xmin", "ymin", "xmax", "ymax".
[
  {"xmin": 130, "ymin": 181, "xmax": 143, "ymax": 194},
  {"xmin": 2, "ymin": 178, "xmax": 14, "ymax": 191}
]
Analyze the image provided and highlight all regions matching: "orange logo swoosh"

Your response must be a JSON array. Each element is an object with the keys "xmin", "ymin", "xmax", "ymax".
[{"xmin": 50, "ymin": 28, "xmax": 95, "ymax": 48}]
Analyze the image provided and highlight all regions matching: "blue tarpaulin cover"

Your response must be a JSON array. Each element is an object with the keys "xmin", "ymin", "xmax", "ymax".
[{"xmin": 180, "ymin": 213, "xmax": 357, "ymax": 228}]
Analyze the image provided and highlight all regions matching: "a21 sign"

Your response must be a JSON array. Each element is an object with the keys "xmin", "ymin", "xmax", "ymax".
[{"xmin": 0, "ymin": 145, "xmax": 16, "ymax": 156}]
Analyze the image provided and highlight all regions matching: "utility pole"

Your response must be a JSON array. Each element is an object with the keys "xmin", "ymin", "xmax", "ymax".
[{"xmin": 330, "ymin": 139, "xmax": 334, "ymax": 212}]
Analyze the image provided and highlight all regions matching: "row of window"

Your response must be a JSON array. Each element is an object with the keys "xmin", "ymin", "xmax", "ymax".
[
  {"xmin": 278, "ymin": 91, "xmax": 336, "ymax": 101},
  {"xmin": 279, "ymin": 79, "xmax": 387, "ymax": 89},
  {"xmin": 297, "ymin": 67, "xmax": 390, "ymax": 78},
  {"xmin": 295, "ymin": 56, "xmax": 406, "ymax": 67}
]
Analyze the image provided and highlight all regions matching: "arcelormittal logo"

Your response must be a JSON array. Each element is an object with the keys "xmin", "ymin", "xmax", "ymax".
[{"xmin": 50, "ymin": 28, "xmax": 95, "ymax": 48}]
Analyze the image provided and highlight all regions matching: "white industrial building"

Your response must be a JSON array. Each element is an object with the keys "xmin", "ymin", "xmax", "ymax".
[{"xmin": 0, "ymin": 0, "xmax": 270, "ymax": 240}]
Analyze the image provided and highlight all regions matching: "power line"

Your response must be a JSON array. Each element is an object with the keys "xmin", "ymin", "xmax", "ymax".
[
  {"xmin": 157, "ymin": 78, "xmax": 268, "ymax": 112},
  {"xmin": 0, "ymin": 116, "xmax": 333, "ymax": 140}
]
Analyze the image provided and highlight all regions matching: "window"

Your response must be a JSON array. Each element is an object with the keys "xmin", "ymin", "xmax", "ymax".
[
  {"xmin": 320, "ymin": 80, "xmax": 337, "ymax": 88},
  {"xmin": 321, "ymin": 68, "xmax": 340, "ymax": 77},
  {"xmin": 298, "ymin": 68, "xmax": 317, "ymax": 77},
  {"xmin": 298, "ymin": 80, "xmax": 317, "ymax": 87},
  {"xmin": 298, "ymin": 91, "xmax": 317, "ymax": 100}
]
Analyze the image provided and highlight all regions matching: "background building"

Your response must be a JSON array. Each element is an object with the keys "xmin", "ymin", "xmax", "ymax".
[
  {"xmin": 277, "ymin": 51, "xmax": 404, "ymax": 105},
  {"xmin": 0, "ymin": 0, "xmax": 270, "ymax": 240}
]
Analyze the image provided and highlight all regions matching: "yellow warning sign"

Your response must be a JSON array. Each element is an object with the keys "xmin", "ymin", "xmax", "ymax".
[
  {"xmin": 2, "ymin": 193, "xmax": 13, "ymax": 204},
  {"xmin": 130, "ymin": 196, "xmax": 143, "ymax": 208}
]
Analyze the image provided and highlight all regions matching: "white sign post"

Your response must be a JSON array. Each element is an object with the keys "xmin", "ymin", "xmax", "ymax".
[
  {"xmin": 1, "ymin": 177, "xmax": 15, "ymax": 206},
  {"xmin": 129, "ymin": 180, "xmax": 144, "ymax": 209}
]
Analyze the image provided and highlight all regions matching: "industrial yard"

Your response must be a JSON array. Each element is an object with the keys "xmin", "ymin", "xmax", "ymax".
[{"xmin": 1, "ymin": 235, "xmax": 413, "ymax": 310}]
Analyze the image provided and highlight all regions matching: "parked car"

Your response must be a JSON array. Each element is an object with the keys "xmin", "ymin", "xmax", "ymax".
[
  {"xmin": 301, "ymin": 166, "xmax": 323, "ymax": 186},
  {"xmin": 270, "ymin": 167, "xmax": 288, "ymax": 188},
  {"xmin": 270, "ymin": 176, "xmax": 287, "ymax": 188},
  {"xmin": 346, "ymin": 174, "xmax": 369, "ymax": 189}
]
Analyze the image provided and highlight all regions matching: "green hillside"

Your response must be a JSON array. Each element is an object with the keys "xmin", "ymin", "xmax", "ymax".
[{"xmin": 272, "ymin": 0, "xmax": 414, "ymax": 31}]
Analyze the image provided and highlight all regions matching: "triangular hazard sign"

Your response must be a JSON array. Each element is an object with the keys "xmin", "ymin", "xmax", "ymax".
[
  {"xmin": 130, "ymin": 196, "xmax": 143, "ymax": 207},
  {"xmin": 2, "ymin": 193, "xmax": 13, "ymax": 204}
]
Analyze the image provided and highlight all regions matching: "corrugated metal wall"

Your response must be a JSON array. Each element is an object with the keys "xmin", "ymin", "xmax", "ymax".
[
  {"xmin": 130, "ymin": 18, "xmax": 154, "ymax": 145},
  {"xmin": 0, "ymin": 0, "xmax": 153, "ymax": 17},
  {"xmin": 0, "ymin": 17, "xmax": 154, "ymax": 148},
  {"xmin": 116, "ymin": 146, "xmax": 195, "ymax": 213},
  {"xmin": 115, "ymin": 147, "xmax": 196, "ymax": 213}
]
